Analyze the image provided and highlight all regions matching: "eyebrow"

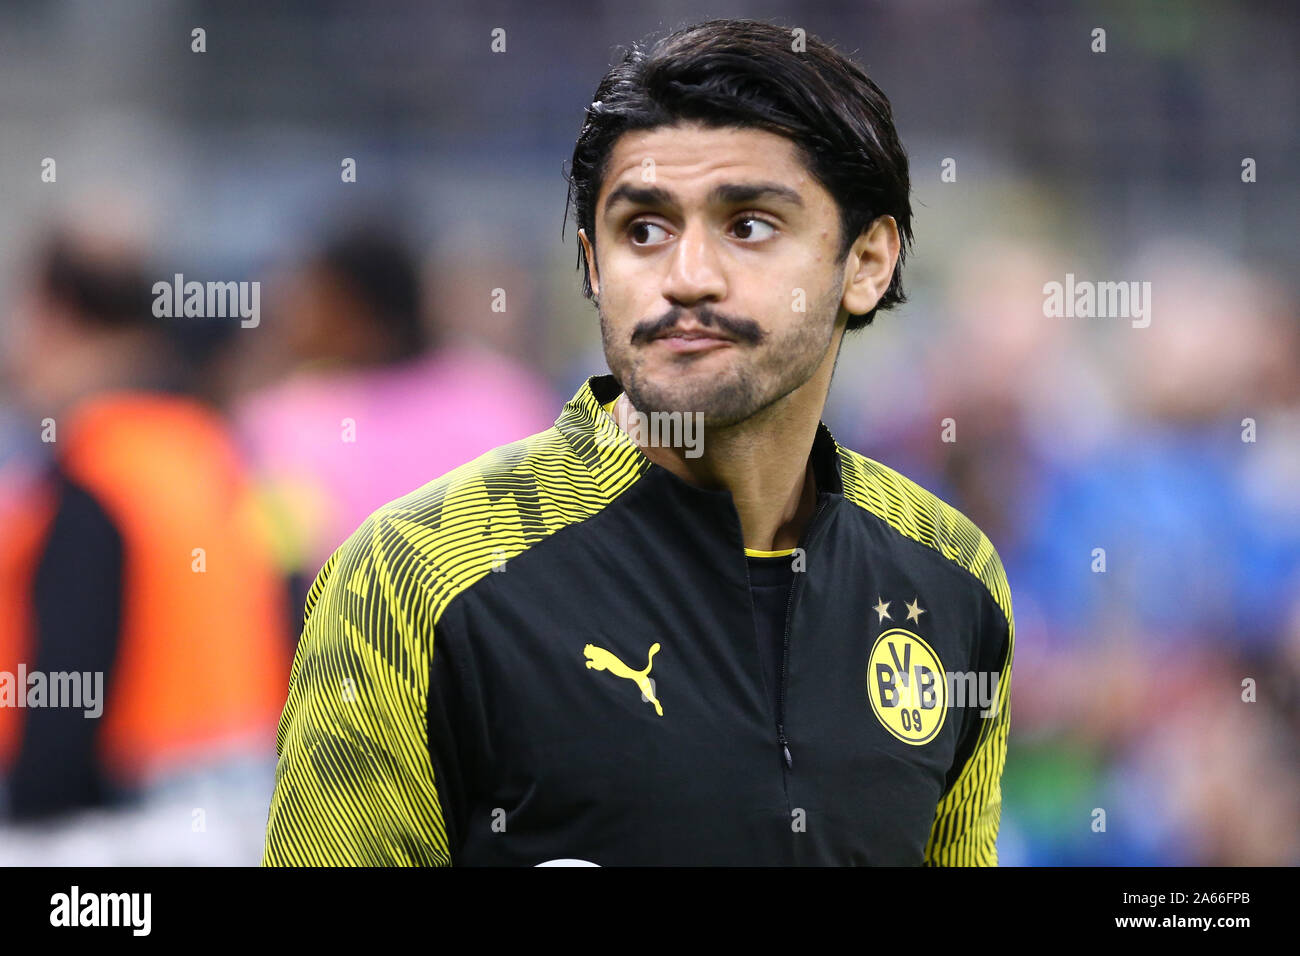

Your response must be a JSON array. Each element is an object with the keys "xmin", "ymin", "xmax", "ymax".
[{"xmin": 601, "ymin": 181, "xmax": 805, "ymax": 218}]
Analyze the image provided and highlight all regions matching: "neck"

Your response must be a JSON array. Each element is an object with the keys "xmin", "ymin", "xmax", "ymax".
[{"xmin": 612, "ymin": 374, "xmax": 828, "ymax": 552}]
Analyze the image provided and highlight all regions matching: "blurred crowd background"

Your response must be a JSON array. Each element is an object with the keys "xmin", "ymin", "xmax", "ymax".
[{"xmin": 0, "ymin": 0, "xmax": 1296, "ymax": 865}]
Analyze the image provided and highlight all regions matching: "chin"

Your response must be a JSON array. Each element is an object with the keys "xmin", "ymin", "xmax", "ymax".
[{"xmin": 628, "ymin": 370, "xmax": 762, "ymax": 424}]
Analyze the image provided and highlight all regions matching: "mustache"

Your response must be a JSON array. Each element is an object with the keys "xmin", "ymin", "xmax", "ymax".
[{"xmin": 629, "ymin": 305, "xmax": 766, "ymax": 346}]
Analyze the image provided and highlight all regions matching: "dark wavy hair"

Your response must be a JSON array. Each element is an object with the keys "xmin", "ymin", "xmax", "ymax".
[{"xmin": 565, "ymin": 18, "xmax": 913, "ymax": 330}]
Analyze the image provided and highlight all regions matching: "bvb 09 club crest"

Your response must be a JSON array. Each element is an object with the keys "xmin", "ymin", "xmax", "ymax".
[{"xmin": 867, "ymin": 628, "xmax": 947, "ymax": 745}]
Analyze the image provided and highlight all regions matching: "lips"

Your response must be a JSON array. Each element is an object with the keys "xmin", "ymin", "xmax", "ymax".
[
  {"xmin": 651, "ymin": 326, "xmax": 735, "ymax": 354},
  {"xmin": 652, "ymin": 323, "xmax": 734, "ymax": 344}
]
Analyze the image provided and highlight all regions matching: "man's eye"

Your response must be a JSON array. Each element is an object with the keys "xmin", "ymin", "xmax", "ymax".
[
  {"xmin": 628, "ymin": 221, "xmax": 670, "ymax": 245},
  {"xmin": 732, "ymin": 217, "xmax": 776, "ymax": 241}
]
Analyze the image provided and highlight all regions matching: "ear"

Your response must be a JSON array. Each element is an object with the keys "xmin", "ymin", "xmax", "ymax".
[
  {"xmin": 578, "ymin": 228, "xmax": 600, "ymax": 297},
  {"xmin": 841, "ymin": 215, "xmax": 900, "ymax": 317}
]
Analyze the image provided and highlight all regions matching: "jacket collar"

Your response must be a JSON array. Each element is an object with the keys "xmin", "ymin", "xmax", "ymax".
[{"xmin": 556, "ymin": 374, "xmax": 845, "ymax": 498}]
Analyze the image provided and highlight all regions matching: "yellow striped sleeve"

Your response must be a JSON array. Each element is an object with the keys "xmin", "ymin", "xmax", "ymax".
[
  {"xmin": 923, "ymin": 542, "xmax": 1014, "ymax": 867},
  {"xmin": 262, "ymin": 512, "xmax": 451, "ymax": 866}
]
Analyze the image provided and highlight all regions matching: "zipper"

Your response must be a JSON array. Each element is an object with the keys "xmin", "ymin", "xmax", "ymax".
[{"xmin": 775, "ymin": 494, "xmax": 833, "ymax": 775}]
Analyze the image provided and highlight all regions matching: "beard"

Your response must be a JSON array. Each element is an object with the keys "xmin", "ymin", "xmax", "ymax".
[{"xmin": 599, "ymin": 280, "xmax": 842, "ymax": 428}]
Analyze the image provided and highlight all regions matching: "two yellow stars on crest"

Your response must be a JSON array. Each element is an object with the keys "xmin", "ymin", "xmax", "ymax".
[{"xmin": 872, "ymin": 596, "xmax": 925, "ymax": 624}]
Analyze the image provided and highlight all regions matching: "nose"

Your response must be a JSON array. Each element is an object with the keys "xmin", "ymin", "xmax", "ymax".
[{"xmin": 660, "ymin": 219, "xmax": 727, "ymax": 307}]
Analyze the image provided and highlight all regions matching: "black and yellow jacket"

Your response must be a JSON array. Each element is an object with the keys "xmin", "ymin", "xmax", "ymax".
[{"xmin": 262, "ymin": 374, "xmax": 1014, "ymax": 866}]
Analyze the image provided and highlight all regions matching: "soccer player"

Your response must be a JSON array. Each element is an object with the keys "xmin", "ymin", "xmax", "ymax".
[{"xmin": 263, "ymin": 18, "xmax": 1014, "ymax": 866}]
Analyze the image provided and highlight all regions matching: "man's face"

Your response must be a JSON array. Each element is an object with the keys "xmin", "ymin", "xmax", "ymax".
[{"xmin": 580, "ymin": 122, "xmax": 852, "ymax": 426}]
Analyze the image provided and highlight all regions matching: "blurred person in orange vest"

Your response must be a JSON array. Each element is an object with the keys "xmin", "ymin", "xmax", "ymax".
[{"xmin": 0, "ymin": 226, "xmax": 293, "ymax": 825}]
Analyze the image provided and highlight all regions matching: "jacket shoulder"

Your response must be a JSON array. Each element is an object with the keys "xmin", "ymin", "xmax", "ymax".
[
  {"xmin": 836, "ymin": 445, "xmax": 1012, "ymax": 624},
  {"xmin": 305, "ymin": 422, "xmax": 644, "ymax": 630}
]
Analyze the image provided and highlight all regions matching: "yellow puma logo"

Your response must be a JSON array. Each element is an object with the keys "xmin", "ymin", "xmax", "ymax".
[{"xmin": 584, "ymin": 643, "xmax": 663, "ymax": 716}]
